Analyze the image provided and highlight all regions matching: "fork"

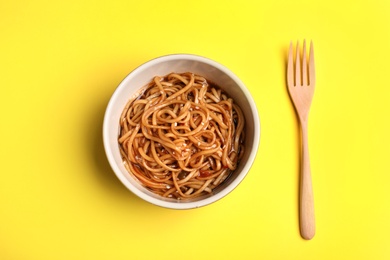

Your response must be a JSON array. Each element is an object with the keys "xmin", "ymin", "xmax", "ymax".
[{"xmin": 287, "ymin": 40, "xmax": 316, "ymax": 240}]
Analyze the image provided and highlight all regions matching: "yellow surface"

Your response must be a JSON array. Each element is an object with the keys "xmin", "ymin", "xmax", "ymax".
[{"xmin": 1, "ymin": 0, "xmax": 390, "ymax": 259}]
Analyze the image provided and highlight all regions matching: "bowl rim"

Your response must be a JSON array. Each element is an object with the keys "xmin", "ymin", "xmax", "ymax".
[{"xmin": 103, "ymin": 53, "xmax": 260, "ymax": 209}]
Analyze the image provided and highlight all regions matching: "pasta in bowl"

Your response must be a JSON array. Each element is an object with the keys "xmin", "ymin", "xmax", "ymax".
[{"xmin": 103, "ymin": 54, "xmax": 260, "ymax": 209}]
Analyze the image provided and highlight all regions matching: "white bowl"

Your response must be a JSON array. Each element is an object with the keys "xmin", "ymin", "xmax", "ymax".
[{"xmin": 103, "ymin": 54, "xmax": 260, "ymax": 209}]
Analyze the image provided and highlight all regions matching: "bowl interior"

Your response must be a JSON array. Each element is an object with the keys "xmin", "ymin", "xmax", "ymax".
[{"xmin": 103, "ymin": 55, "xmax": 259, "ymax": 209}]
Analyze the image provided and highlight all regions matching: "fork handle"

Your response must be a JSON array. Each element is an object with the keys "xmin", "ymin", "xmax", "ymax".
[{"xmin": 300, "ymin": 121, "xmax": 315, "ymax": 240}]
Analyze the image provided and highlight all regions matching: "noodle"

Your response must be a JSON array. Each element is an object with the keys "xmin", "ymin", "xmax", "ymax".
[{"xmin": 119, "ymin": 72, "xmax": 245, "ymax": 200}]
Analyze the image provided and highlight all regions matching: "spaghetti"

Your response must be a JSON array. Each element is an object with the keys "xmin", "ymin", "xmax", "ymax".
[{"xmin": 119, "ymin": 72, "xmax": 245, "ymax": 199}]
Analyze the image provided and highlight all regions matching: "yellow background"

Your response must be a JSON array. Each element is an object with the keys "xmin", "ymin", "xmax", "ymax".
[{"xmin": 1, "ymin": 0, "xmax": 389, "ymax": 259}]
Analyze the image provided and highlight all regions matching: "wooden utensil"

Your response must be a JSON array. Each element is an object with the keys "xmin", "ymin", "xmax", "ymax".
[{"xmin": 287, "ymin": 40, "xmax": 316, "ymax": 240}]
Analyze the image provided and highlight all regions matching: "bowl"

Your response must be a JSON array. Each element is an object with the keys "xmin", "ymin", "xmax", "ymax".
[{"xmin": 103, "ymin": 54, "xmax": 260, "ymax": 209}]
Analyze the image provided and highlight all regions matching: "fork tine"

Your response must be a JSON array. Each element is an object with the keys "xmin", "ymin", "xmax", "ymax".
[
  {"xmin": 295, "ymin": 41, "xmax": 301, "ymax": 86},
  {"xmin": 287, "ymin": 42, "xmax": 294, "ymax": 87},
  {"xmin": 302, "ymin": 40, "xmax": 308, "ymax": 86},
  {"xmin": 309, "ymin": 41, "xmax": 316, "ymax": 87}
]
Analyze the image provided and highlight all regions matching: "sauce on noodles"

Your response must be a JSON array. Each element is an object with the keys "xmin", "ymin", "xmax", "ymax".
[{"xmin": 119, "ymin": 72, "xmax": 245, "ymax": 200}]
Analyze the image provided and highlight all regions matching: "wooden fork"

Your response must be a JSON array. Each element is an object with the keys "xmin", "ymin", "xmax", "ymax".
[{"xmin": 287, "ymin": 40, "xmax": 316, "ymax": 240}]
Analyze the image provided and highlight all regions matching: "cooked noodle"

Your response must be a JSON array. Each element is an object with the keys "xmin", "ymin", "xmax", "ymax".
[{"xmin": 119, "ymin": 72, "xmax": 245, "ymax": 199}]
